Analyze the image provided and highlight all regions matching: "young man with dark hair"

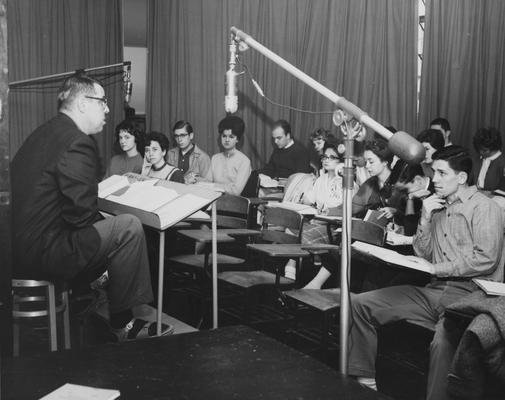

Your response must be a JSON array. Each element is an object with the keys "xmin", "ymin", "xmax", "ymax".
[
  {"xmin": 472, "ymin": 127, "xmax": 505, "ymax": 191},
  {"xmin": 259, "ymin": 119, "xmax": 311, "ymax": 179},
  {"xmin": 348, "ymin": 145, "xmax": 504, "ymax": 400},
  {"xmin": 11, "ymin": 74, "xmax": 173, "ymax": 341},
  {"xmin": 167, "ymin": 120, "xmax": 211, "ymax": 184},
  {"xmin": 430, "ymin": 117, "xmax": 453, "ymax": 146}
]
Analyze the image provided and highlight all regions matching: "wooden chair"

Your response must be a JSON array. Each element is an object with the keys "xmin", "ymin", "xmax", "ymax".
[
  {"xmin": 283, "ymin": 219, "xmax": 386, "ymax": 352},
  {"xmin": 218, "ymin": 207, "xmax": 306, "ymax": 323}
]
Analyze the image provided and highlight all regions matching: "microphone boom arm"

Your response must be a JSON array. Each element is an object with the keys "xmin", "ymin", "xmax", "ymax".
[{"xmin": 230, "ymin": 26, "xmax": 424, "ymax": 376}]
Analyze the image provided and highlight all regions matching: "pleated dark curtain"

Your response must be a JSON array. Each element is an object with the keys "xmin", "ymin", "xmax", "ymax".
[
  {"xmin": 419, "ymin": 0, "xmax": 505, "ymax": 154},
  {"xmin": 8, "ymin": 0, "xmax": 124, "ymax": 166},
  {"xmin": 147, "ymin": 0, "xmax": 418, "ymax": 169}
]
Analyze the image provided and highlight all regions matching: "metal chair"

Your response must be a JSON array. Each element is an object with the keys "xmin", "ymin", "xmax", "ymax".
[{"xmin": 12, "ymin": 279, "xmax": 71, "ymax": 356}]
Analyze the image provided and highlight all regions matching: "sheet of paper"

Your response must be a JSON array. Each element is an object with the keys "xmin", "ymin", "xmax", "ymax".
[
  {"xmin": 107, "ymin": 185, "xmax": 178, "ymax": 212},
  {"xmin": 156, "ymin": 193, "xmax": 213, "ymax": 228},
  {"xmin": 40, "ymin": 383, "xmax": 120, "ymax": 400},
  {"xmin": 351, "ymin": 241, "xmax": 432, "ymax": 273},
  {"xmin": 386, "ymin": 231, "xmax": 414, "ymax": 246},
  {"xmin": 98, "ymin": 175, "xmax": 130, "ymax": 198},
  {"xmin": 473, "ymin": 278, "xmax": 505, "ymax": 296}
]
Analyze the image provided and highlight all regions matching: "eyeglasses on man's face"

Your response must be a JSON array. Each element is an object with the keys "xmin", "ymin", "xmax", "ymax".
[
  {"xmin": 320, "ymin": 154, "xmax": 339, "ymax": 161},
  {"xmin": 173, "ymin": 133, "xmax": 189, "ymax": 139},
  {"xmin": 85, "ymin": 95, "xmax": 108, "ymax": 106}
]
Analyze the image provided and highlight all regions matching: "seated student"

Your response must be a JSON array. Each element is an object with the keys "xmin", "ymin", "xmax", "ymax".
[
  {"xmin": 283, "ymin": 143, "xmax": 357, "ymax": 280},
  {"xmin": 417, "ymin": 128, "xmax": 445, "ymax": 178},
  {"xmin": 204, "ymin": 116, "xmax": 251, "ymax": 195},
  {"xmin": 142, "ymin": 131, "xmax": 184, "ymax": 183},
  {"xmin": 307, "ymin": 139, "xmax": 396, "ymax": 289},
  {"xmin": 472, "ymin": 127, "xmax": 505, "ymax": 191},
  {"xmin": 430, "ymin": 117, "xmax": 453, "ymax": 146},
  {"xmin": 329, "ymin": 138, "xmax": 395, "ymax": 218},
  {"xmin": 106, "ymin": 119, "xmax": 144, "ymax": 177},
  {"xmin": 348, "ymin": 146, "xmax": 504, "ymax": 400},
  {"xmin": 259, "ymin": 119, "xmax": 312, "ymax": 179},
  {"xmin": 308, "ymin": 127, "xmax": 334, "ymax": 175},
  {"xmin": 167, "ymin": 120, "xmax": 211, "ymax": 184},
  {"xmin": 393, "ymin": 162, "xmax": 433, "ymax": 236}
]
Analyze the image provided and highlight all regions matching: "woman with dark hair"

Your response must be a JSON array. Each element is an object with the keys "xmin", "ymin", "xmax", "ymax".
[
  {"xmin": 308, "ymin": 127, "xmax": 334, "ymax": 175},
  {"xmin": 204, "ymin": 116, "xmax": 251, "ymax": 195},
  {"xmin": 106, "ymin": 119, "xmax": 144, "ymax": 177},
  {"xmin": 305, "ymin": 139, "xmax": 396, "ymax": 288},
  {"xmin": 142, "ymin": 131, "xmax": 184, "ymax": 183},
  {"xmin": 473, "ymin": 127, "xmax": 505, "ymax": 191}
]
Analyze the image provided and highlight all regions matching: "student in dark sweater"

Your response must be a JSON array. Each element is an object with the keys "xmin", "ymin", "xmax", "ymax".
[
  {"xmin": 472, "ymin": 127, "xmax": 505, "ymax": 191},
  {"xmin": 259, "ymin": 119, "xmax": 311, "ymax": 178}
]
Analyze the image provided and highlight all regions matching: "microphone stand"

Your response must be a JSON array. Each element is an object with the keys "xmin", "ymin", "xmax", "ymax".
[{"xmin": 230, "ymin": 26, "xmax": 423, "ymax": 375}]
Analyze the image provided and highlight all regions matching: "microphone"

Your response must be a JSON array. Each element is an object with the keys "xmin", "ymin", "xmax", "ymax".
[
  {"xmin": 124, "ymin": 64, "xmax": 133, "ymax": 104},
  {"xmin": 125, "ymin": 80, "xmax": 133, "ymax": 104},
  {"xmin": 225, "ymin": 68, "xmax": 238, "ymax": 113},
  {"xmin": 388, "ymin": 131, "xmax": 425, "ymax": 164},
  {"xmin": 224, "ymin": 37, "xmax": 238, "ymax": 113}
]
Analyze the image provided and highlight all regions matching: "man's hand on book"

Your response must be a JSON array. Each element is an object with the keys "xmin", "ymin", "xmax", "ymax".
[{"xmin": 404, "ymin": 256, "xmax": 435, "ymax": 274}]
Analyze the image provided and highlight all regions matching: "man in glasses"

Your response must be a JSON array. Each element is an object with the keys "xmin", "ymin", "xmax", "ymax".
[
  {"xmin": 167, "ymin": 120, "xmax": 211, "ymax": 184},
  {"xmin": 11, "ymin": 74, "xmax": 173, "ymax": 342}
]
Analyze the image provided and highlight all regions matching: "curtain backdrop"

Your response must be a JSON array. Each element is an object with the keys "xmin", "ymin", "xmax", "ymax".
[
  {"xmin": 8, "ymin": 0, "xmax": 124, "ymax": 167},
  {"xmin": 419, "ymin": 0, "xmax": 505, "ymax": 155},
  {"xmin": 147, "ymin": 0, "xmax": 418, "ymax": 169}
]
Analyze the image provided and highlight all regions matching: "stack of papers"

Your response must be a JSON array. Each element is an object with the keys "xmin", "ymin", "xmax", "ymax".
[{"xmin": 259, "ymin": 174, "xmax": 280, "ymax": 188}]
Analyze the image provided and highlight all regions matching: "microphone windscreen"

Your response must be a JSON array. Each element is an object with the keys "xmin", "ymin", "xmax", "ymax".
[{"xmin": 388, "ymin": 131, "xmax": 425, "ymax": 164}]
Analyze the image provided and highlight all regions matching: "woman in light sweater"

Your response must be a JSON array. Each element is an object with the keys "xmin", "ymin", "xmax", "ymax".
[{"xmin": 205, "ymin": 116, "xmax": 251, "ymax": 195}]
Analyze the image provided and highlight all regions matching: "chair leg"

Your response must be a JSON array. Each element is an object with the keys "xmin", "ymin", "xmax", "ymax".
[
  {"xmin": 47, "ymin": 283, "xmax": 58, "ymax": 352},
  {"xmin": 13, "ymin": 296, "xmax": 20, "ymax": 357},
  {"xmin": 62, "ymin": 290, "xmax": 71, "ymax": 350},
  {"xmin": 320, "ymin": 312, "xmax": 330, "ymax": 357}
]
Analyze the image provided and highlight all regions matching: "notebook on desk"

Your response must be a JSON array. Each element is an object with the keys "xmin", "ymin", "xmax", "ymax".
[{"xmin": 363, "ymin": 209, "xmax": 389, "ymax": 228}]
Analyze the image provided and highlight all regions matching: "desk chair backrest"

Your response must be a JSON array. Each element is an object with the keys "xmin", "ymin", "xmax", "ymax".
[
  {"xmin": 261, "ymin": 207, "xmax": 304, "ymax": 244},
  {"xmin": 215, "ymin": 194, "xmax": 252, "ymax": 229},
  {"xmin": 351, "ymin": 220, "xmax": 386, "ymax": 247},
  {"xmin": 240, "ymin": 170, "xmax": 260, "ymax": 198}
]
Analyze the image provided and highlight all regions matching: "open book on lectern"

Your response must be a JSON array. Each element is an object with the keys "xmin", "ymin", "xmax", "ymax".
[{"xmin": 98, "ymin": 174, "xmax": 222, "ymax": 230}]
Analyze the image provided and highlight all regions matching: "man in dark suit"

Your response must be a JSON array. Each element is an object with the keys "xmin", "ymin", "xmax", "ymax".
[{"xmin": 11, "ymin": 74, "xmax": 172, "ymax": 341}]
